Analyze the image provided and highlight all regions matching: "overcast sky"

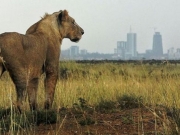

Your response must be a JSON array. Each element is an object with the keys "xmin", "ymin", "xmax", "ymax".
[{"xmin": 0, "ymin": 0, "xmax": 180, "ymax": 53}]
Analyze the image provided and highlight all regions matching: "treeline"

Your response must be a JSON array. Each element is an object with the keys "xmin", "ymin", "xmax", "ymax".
[{"xmin": 70, "ymin": 59, "xmax": 180, "ymax": 65}]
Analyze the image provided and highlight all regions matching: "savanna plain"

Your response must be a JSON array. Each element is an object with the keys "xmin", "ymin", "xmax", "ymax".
[{"xmin": 0, "ymin": 60, "xmax": 180, "ymax": 135}]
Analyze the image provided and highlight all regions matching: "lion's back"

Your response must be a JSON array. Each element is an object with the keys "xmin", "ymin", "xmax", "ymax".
[{"xmin": 0, "ymin": 32, "xmax": 23, "ymax": 47}]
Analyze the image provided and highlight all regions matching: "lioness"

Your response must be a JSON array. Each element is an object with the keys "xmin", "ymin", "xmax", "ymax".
[{"xmin": 0, "ymin": 10, "xmax": 84, "ymax": 112}]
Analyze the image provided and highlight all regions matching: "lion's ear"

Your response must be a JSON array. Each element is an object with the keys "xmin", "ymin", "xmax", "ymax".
[
  {"xmin": 63, "ymin": 10, "xmax": 69, "ymax": 17},
  {"xmin": 58, "ymin": 10, "xmax": 68, "ymax": 21}
]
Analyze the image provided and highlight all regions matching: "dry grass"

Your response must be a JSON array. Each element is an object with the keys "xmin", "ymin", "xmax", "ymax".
[{"xmin": 0, "ymin": 61, "xmax": 180, "ymax": 134}]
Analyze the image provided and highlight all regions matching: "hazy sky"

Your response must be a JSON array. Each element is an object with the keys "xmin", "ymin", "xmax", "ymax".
[{"xmin": 0, "ymin": 0, "xmax": 180, "ymax": 53}]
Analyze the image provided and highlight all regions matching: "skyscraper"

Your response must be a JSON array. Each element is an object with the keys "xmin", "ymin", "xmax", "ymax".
[
  {"xmin": 152, "ymin": 32, "xmax": 163, "ymax": 57},
  {"xmin": 127, "ymin": 32, "xmax": 137, "ymax": 57},
  {"xmin": 70, "ymin": 46, "xmax": 79, "ymax": 57},
  {"xmin": 117, "ymin": 41, "xmax": 127, "ymax": 59}
]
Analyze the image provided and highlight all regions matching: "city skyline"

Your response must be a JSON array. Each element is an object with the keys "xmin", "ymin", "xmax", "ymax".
[
  {"xmin": 61, "ymin": 30, "xmax": 180, "ymax": 60},
  {"xmin": 66, "ymin": 30, "xmax": 177, "ymax": 54}
]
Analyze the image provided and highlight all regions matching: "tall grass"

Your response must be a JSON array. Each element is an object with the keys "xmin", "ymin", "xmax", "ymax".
[
  {"xmin": 55, "ymin": 61, "xmax": 180, "ymax": 108},
  {"xmin": 1, "ymin": 61, "xmax": 180, "ymax": 109},
  {"xmin": 1, "ymin": 61, "xmax": 180, "ymax": 133}
]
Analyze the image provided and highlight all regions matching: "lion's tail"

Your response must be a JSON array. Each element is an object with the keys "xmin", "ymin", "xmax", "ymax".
[{"xmin": 0, "ymin": 49, "xmax": 5, "ymax": 77}]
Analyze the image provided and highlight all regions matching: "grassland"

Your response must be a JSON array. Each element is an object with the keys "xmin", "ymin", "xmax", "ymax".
[{"xmin": 1, "ymin": 60, "xmax": 180, "ymax": 134}]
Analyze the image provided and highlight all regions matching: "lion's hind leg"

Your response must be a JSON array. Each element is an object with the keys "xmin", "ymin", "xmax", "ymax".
[
  {"xmin": 9, "ymin": 71, "xmax": 28, "ymax": 113},
  {"xmin": 27, "ymin": 78, "xmax": 39, "ymax": 111},
  {"xmin": 10, "ymin": 72, "xmax": 39, "ymax": 112},
  {"xmin": 14, "ymin": 81, "xmax": 28, "ymax": 113}
]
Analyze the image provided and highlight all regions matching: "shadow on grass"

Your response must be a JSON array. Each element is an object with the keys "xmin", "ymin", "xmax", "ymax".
[{"xmin": 0, "ymin": 108, "xmax": 57, "ymax": 132}]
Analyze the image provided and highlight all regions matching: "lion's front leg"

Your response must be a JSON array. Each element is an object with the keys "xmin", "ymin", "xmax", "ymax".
[{"xmin": 44, "ymin": 65, "xmax": 58, "ymax": 109}]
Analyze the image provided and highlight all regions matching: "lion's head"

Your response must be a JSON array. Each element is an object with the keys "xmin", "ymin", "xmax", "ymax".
[
  {"xmin": 57, "ymin": 10, "xmax": 84, "ymax": 42},
  {"xmin": 26, "ymin": 10, "xmax": 84, "ymax": 43}
]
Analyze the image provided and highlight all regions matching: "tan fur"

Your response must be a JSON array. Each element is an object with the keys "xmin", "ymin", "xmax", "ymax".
[{"xmin": 0, "ymin": 10, "xmax": 84, "ymax": 112}]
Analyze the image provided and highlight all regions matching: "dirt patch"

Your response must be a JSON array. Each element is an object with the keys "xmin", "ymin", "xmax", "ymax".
[{"xmin": 35, "ymin": 107, "xmax": 170, "ymax": 135}]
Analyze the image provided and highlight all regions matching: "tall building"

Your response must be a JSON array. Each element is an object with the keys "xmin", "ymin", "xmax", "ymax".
[
  {"xmin": 127, "ymin": 32, "xmax": 137, "ymax": 57},
  {"xmin": 152, "ymin": 32, "xmax": 163, "ymax": 57},
  {"xmin": 117, "ymin": 41, "xmax": 127, "ymax": 59},
  {"xmin": 70, "ymin": 46, "xmax": 79, "ymax": 57}
]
